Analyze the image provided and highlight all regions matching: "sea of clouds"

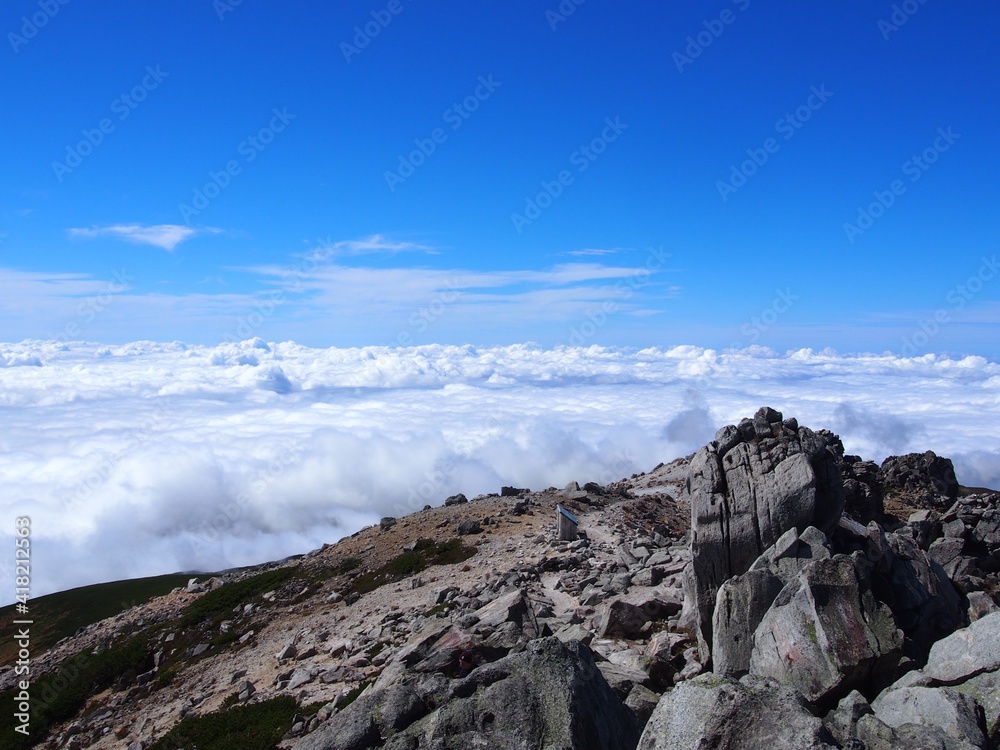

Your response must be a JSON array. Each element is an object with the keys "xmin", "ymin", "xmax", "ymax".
[{"xmin": 1, "ymin": 339, "xmax": 998, "ymax": 600}]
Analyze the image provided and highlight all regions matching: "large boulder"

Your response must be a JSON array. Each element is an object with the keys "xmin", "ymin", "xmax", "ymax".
[
  {"xmin": 871, "ymin": 687, "xmax": 987, "ymax": 748},
  {"xmin": 749, "ymin": 553, "xmax": 902, "ymax": 706},
  {"xmin": 880, "ymin": 450, "xmax": 959, "ymax": 505},
  {"xmin": 924, "ymin": 612, "xmax": 1000, "ymax": 685},
  {"xmin": 873, "ymin": 530, "xmax": 965, "ymax": 659},
  {"xmin": 294, "ymin": 637, "xmax": 642, "ymax": 750},
  {"xmin": 637, "ymin": 673, "xmax": 837, "ymax": 749},
  {"xmin": 839, "ymin": 455, "xmax": 884, "ymax": 523},
  {"xmin": 684, "ymin": 407, "xmax": 845, "ymax": 658},
  {"xmin": 712, "ymin": 526, "xmax": 830, "ymax": 676}
]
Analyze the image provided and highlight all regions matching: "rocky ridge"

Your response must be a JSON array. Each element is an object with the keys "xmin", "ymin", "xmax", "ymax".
[{"xmin": 0, "ymin": 408, "xmax": 997, "ymax": 749}]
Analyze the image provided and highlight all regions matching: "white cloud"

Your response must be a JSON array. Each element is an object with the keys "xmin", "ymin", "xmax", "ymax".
[
  {"xmin": 564, "ymin": 247, "xmax": 626, "ymax": 257},
  {"xmin": 305, "ymin": 233, "xmax": 433, "ymax": 258},
  {"xmin": 68, "ymin": 224, "xmax": 219, "ymax": 251},
  {"xmin": 1, "ymin": 341, "xmax": 998, "ymax": 599}
]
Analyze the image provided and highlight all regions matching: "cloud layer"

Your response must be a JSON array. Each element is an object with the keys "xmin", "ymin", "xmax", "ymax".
[{"xmin": 1, "ymin": 340, "xmax": 997, "ymax": 599}]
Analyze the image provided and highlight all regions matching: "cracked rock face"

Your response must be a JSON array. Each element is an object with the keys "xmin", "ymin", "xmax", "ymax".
[
  {"xmin": 748, "ymin": 553, "xmax": 903, "ymax": 706},
  {"xmin": 293, "ymin": 637, "xmax": 643, "ymax": 750},
  {"xmin": 637, "ymin": 673, "xmax": 838, "ymax": 750},
  {"xmin": 684, "ymin": 407, "xmax": 845, "ymax": 658}
]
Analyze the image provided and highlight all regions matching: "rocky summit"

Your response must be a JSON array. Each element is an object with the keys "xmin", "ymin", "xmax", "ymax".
[{"xmin": 2, "ymin": 407, "xmax": 999, "ymax": 749}]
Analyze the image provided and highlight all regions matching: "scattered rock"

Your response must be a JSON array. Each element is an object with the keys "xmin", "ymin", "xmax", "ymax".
[{"xmin": 456, "ymin": 520, "xmax": 483, "ymax": 536}]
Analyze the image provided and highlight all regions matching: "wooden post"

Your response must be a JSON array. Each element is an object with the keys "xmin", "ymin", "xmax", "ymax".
[{"xmin": 556, "ymin": 504, "xmax": 579, "ymax": 541}]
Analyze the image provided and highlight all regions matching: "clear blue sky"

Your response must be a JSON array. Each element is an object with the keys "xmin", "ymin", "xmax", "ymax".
[{"xmin": 2, "ymin": 0, "xmax": 998, "ymax": 356}]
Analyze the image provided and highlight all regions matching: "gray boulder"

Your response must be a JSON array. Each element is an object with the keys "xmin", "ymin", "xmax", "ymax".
[
  {"xmin": 685, "ymin": 408, "xmax": 845, "ymax": 657},
  {"xmin": 749, "ymin": 553, "xmax": 902, "ymax": 705},
  {"xmin": 713, "ymin": 568, "xmax": 785, "ymax": 677},
  {"xmin": 880, "ymin": 450, "xmax": 959, "ymax": 504},
  {"xmin": 855, "ymin": 713, "xmax": 984, "ymax": 750},
  {"xmin": 296, "ymin": 637, "xmax": 641, "ymax": 750},
  {"xmin": 957, "ymin": 670, "xmax": 1000, "ymax": 744},
  {"xmin": 637, "ymin": 673, "xmax": 837, "ymax": 749},
  {"xmin": 597, "ymin": 598, "xmax": 679, "ymax": 640},
  {"xmin": 456, "ymin": 519, "xmax": 482, "ymax": 536},
  {"xmin": 872, "ymin": 686, "xmax": 987, "ymax": 748},
  {"xmin": 471, "ymin": 590, "xmax": 527, "ymax": 630},
  {"xmin": 839, "ymin": 456, "xmax": 884, "ymax": 524},
  {"xmin": 713, "ymin": 526, "xmax": 830, "ymax": 676},
  {"xmin": 874, "ymin": 530, "xmax": 965, "ymax": 658},
  {"xmin": 624, "ymin": 684, "xmax": 661, "ymax": 727},
  {"xmin": 925, "ymin": 612, "xmax": 1000, "ymax": 685}
]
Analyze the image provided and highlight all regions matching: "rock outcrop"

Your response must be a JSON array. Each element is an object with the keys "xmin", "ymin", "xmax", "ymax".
[
  {"xmin": 683, "ymin": 407, "xmax": 845, "ymax": 658},
  {"xmin": 294, "ymin": 637, "xmax": 642, "ymax": 750},
  {"xmin": 637, "ymin": 673, "xmax": 838, "ymax": 750},
  {"xmin": 748, "ymin": 553, "xmax": 902, "ymax": 705},
  {"xmin": 880, "ymin": 450, "xmax": 959, "ymax": 505}
]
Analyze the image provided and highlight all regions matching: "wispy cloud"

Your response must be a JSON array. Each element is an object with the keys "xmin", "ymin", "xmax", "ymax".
[
  {"xmin": 306, "ymin": 234, "xmax": 434, "ymax": 259},
  {"xmin": 563, "ymin": 247, "xmax": 627, "ymax": 257},
  {"xmin": 68, "ymin": 224, "xmax": 220, "ymax": 251}
]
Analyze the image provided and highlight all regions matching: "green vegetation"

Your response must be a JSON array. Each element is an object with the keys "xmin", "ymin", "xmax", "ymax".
[
  {"xmin": 147, "ymin": 696, "xmax": 298, "ymax": 750},
  {"xmin": 349, "ymin": 538, "xmax": 476, "ymax": 595},
  {"xmin": 423, "ymin": 602, "xmax": 451, "ymax": 618},
  {"xmin": 0, "ymin": 573, "xmax": 192, "ymax": 666},
  {"xmin": 0, "ymin": 632, "xmax": 155, "ymax": 749},
  {"xmin": 179, "ymin": 567, "xmax": 296, "ymax": 628}
]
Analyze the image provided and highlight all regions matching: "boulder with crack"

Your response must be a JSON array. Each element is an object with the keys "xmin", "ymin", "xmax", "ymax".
[
  {"xmin": 749, "ymin": 553, "xmax": 903, "ymax": 706},
  {"xmin": 292, "ymin": 637, "xmax": 642, "ymax": 750},
  {"xmin": 637, "ymin": 673, "xmax": 838, "ymax": 749},
  {"xmin": 683, "ymin": 407, "xmax": 846, "ymax": 659}
]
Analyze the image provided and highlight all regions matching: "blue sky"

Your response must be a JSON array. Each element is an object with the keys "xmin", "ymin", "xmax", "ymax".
[{"xmin": 2, "ymin": 0, "xmax": 999, "ymax": 355}]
